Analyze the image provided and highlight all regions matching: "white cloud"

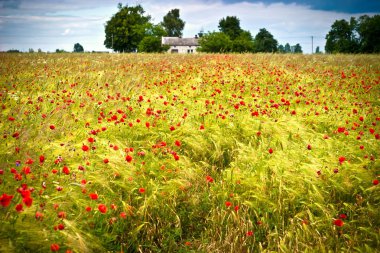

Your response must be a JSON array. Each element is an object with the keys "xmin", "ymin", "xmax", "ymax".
[{"xmin": 61, "ymin": 28, "xmax": 71, "ymax": 35}]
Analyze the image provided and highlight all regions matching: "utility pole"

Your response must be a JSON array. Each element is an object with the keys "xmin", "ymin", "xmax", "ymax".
[{"xmin": 311, "ymin": 36, "xmax": 314, "ymax": 54}]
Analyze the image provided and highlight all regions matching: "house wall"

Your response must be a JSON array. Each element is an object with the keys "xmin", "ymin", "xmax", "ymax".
[{"xmin": 167, "ymin": 45, "xmax": 199, "ymax": 54}]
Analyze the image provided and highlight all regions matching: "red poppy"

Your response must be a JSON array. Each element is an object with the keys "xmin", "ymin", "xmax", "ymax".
[
  {"xmin": 139, "ymin": 188, "xmax": 145, "ymax": 194},
  {"xmin": 175, "ymin": 140, "xmax": 181, "ymax": 147},
  {"xmin": 35, "ymin": 211, "xmax": 44, "ymax": 220},
  {"xmin": 57, "ymin": 223, "xmax": 65, "ymax": 230},
  {"xmin": 339, "ymin": 214, "xmax": 347, "ymax": 219},
  {"xmin": 206, "ymin": 175, "xmax": 214, "ymax": 183},
  {"xmin": 125, "ymin": 155, "xmax": 133, "ymax": 163},
  {"xmin": 120, "ymin": 212, "xmax": 127, "ymax": 219},
  {"xmin": 268, "ymin": 148, "xmax": 273, "ymax": 154},
  {"xmin": 103, "ymin": 158, "xmax": 109, "ymax": 164},
  {"xmin": 85, "ymin": 206, "xmax": 92, "ymax": 212},
  {"xmin": 58, "ymin": 211, "xmax": 66, "ymax": 219},
  {"xmin": 62, "ymin": 166, "xmax": 70, "ymax": 175},
  {"xmin": 50, "ymin": 243, "xmax": 60, "ymax": 252},
  {"xmin": 373, "ymin": 179, "xmax": 379, "ymax": 185},
  {"xmin": 333, "ymin": 219, "xmax": 344, "ymax": 227},
  {"xmin": 0, "ymin": 193, "xmax": 13, "ymax": 207},
  {"xmin": 22, "ymin": 197, "xmax": 33, "ymax": 207},
  {"xmin": 339, "ymin": 156, "xmax": 346, "ymax": 164},
  {"xmin": 246, "ymin": 231, "xmax": 253, "ymax": 236},
  {"xmin": 98, "ymin": 204, "xmax": 107, "ymax": 214},
  {"xmin": 39, "ymin": 155, "xmax": 45, "ymax": 164},
  {"xmin": 88, "ymin": 137, "xmax": 95, "ymax": 143},
  {"xmin": 15, "ymin": 204, "xmax": 23, "ymax": 212},
  {"xmin": 89, "ymin": 193, "xmax": 98, "ymax": 200},
  {"xmin": 49, "ymin": 125, "xmax": 55, "ymax": 130},
  {"xmin": 225, "ymin": 201, "xmax": 232, "ymax": 207},
  {"xmin": 82, "ymin": 145, "xmax": 89, "ymax": 151},
  {"xmin": 234, "ymin": 205, "xmax": 239, "ymax": 212}
]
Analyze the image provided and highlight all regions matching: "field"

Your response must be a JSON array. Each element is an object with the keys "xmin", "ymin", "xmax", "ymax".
[{"xmin": 0, "ymin": 53, "xmax": 379, "ymax": 253}]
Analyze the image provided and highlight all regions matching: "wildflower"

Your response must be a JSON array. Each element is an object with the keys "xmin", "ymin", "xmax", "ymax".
[
  {"xmin": 15, "ymin": 204, "xmax": 23, "ymax": 212},
  {"xmin": 22, "ymin": 197, "xmax": 33, "ymax": 207},
  {"xmin": 138, "ymin": 188, "xmax": 145, "ymax": 194},
  {"xmin": 82, "ymin": 145, "xmax": 89, "ymax": 151},
  {"xmin": 373, "ymin": 179, "xmax": 379, "ymax": 185},
  {"xmin": 49, "ymin": 125, "xmax": 55, "ymax": 130},
  {"xmin": 125, "ymin": 155, "xmax": 133, "ymax": 163},
  {"xmin": 339, "ymin": 156, "xmax": 346, "ymax": 164},
  {"xmin": 333, "ymin": 219, "xmax": 344, "ymax": 227},
  {"xmin": 206, "ymin": 175, "xmax": 214, "ymax": 183},
  {"xmin": 225, "ymin": 201, "xmax": 232, "ymax": 207},
  {"xmin": 89, "ymin": 193, "xmax": 98, "ymax": 200},
  {"xmin": 50, "ymin": 243, "xmax": 60, "ymax": 252},
  {"xmin": 98, "ymin": 204, "xmax": 107, "ymax": 214},
  {"xmin": 268, "ymin": 148, "xmax": 273, "ymax": 154},
  {"xmin": 0, "ymin": 193, "xmax": 13, "ymax": 207},
  {"xmin": 246, "ymin": 231, "xmax": 253, "ymax": 236}
]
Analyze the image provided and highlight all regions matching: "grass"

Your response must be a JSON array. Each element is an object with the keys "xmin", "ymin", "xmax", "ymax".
[{"xmin": 0, "ymin": 52, "xmax": 379, "ymax": 252}]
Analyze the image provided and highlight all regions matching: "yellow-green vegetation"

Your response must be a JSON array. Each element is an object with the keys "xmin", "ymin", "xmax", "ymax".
[{"xmin": 0, "ymin": 53, "xmax": 379, "ymax": 252}]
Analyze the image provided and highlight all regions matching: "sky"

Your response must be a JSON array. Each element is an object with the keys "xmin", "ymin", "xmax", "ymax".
[{"xmin": 0, "ymin": 0, "xmax": 379, "ymax": 54}]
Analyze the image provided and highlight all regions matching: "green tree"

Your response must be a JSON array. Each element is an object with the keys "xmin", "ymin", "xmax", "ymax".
[
  {"xmin": 104, "ymin": 4, "xmax": 151, "ymax": 52},
  {"xmin": 293, "ymin": 43, "xmax": 302, "ymax": 53},
  {"xmin": 218, "ymin": 16, "xmax": 242, "ymax": 40},
  {"xmin": 315, "ymin": 46, "xmax": 320, "ymax": 54},
  {"xmin": 197, "ymin": 32, "xmax": 232, "ymax": 53},
  {"xmin": 284, "ymin": 43, "xmax": 291, "ymax": 53},
  {"xmin": 254, "ymin": 28, "xmax": 278, "ymax": 53},
  {"xmin": 277, "ymin": 44, "xmax": 285, "ymax": 53},
  {"xmin": 138, "ymin": 24, "xmax": 169, "ymax": 52},
  {"xmin": 161, "ymin": 9, "xmax": 185, "ymax": 37},
  {"xmin": 231, "ymin": 30, "xmax": 254, "ymax": 52},
  {"xmin": 73, "ymin": 43, "xmax": 84, "ymax": 53},
  {"xmin": 357, "ymin": 15, "xmax": 380, "ymax": 53},
  {"xmin": 325, "ymin": 18, "xmax": 359, "ymax": 53}
]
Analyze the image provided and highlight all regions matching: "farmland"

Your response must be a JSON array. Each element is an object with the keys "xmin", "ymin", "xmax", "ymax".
[{"xmin": 0, "ymin": 53, "xmax": 379, "ymax": 252}]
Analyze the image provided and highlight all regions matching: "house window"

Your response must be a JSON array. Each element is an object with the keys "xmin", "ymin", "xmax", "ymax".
[{"xmin": 171, "ymin": 49, "xmax": 179, "ymax": 53}]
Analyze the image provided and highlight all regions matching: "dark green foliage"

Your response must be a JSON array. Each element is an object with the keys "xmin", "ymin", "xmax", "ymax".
[
  {"xmin": 104, "ymin": 4, "xmax": 151, "ymax": 52},
  {"xmin": 357, "ymin": 15, "xmax": 380, "ymax": 53},
  {"xmin": 254, "ymin": 28, "xmax": 278, "ymax": 53},
  {"xmin": 161, "ymin": 9, "xmax": 185, "ymax": 37},
  {"xmin": 218, "ymin": 16, "xmax": 243, "ymax": 40},
  {"xmin": 325, "ymin": 18, "xmax": 359, "ymax": 53},
  {"xmin": 293, "ymin": 43, "xmax": 302, "ymax": 53},
  {"xmin": 325, "ymin": 15, "xmax": 380, "ymax": 53},
  {"xmin": 73, "ymin": 43, "xmax": 84, "ymax": 53},
  {"xmin": 197, "ymin": 32, "xmax": 232, "ymax": 53}
]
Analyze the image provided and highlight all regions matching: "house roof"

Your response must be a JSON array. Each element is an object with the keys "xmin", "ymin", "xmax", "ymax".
[{"xmin": 162, "ymin": 37, "xmax": 199, "ymax": 46}]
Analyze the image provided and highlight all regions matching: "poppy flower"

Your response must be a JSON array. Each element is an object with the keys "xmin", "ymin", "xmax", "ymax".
[
  {"xmin": 49, "ymin": 125, "xmax": 55, "ymax": 130},
  {"xmin": 246, "ymin": 231, "xmax": 253, "ymax": 236},
  {"xmin": 339, "ymin": 156, "xmax": 346, "ymax": 164},
  {"xmin": 373, "ymin": 179, "xmax": 379, "ymax": 185},
  {"xmin": 62, "ymin": 166, "xmax": 70, "ymax": 175},
  {"xmin": 234, "ymin": 205, "xmax": 239, "ymax": 212},
  {"xmin": 39, "ymin": 155, "xmax": 45, "ymax": 164},
  {"xmin": 138, "ymin": 188, "xmax": 145, "ymax": 194},
  {"xmin": 82, "ymin": 145, "xmax": 89, "ymax": 151},
  {"xmin": 339, "ymin": 214, "xmax": 347, "ymax": 219},
  {"xmin": 268, "ymin": 148, "xmax": 273, "ymax": 154},
  {"xmin": 333, "ymin": 219, "xmax": 344, "ymax": 227},
  {"xmin": 98, "ymin": 204, "xmax": 107, "ymax": 214},
  {"xmin": 57, "ymin": 211, "xmax": 66, "ymax": 219},
  {"xmin": 103, "ymin": 158, "xmax": 109, "ymax": 164},
  {"xmin": 22, "ymin": 197, "xmax": 33, "ymax": 207},
  {"xmin": 120, "ymin": 212, "xmax": 127, "ymax": 219},
  {"xmin": 206, "ymin": 175, "xmax": 214, "ymax": 183},
  {"xmin": 174, "ymin": 140, "xmax": 181, "ymax": 147},
  {"xmin": 35, "ymin": 211, "xmax": 44, "ymax": 220},
  {"xmin": 125, "ymin": 155, "xmax": 133, "ymax": 163},
  {"xmin": 85, "ymin": 206, "xmax": 92, "ymax": 212},
  {"xmin": 225, "ymin": 201, "xmax": 232, "ymax": 207},
  {"xmin": 15, "ymin": 204, "xmax": 23, "ymax": 212},
  {"xmin": 50, "ymin": 243, "xmax": 60, "ymax": 252},
  {"xmin": 0, "ymin": 193, "xmax": 13, "ymax": 207},
  {"xmin": 89, "ymin": 193, "xmax": 98, "ymax": 200}
]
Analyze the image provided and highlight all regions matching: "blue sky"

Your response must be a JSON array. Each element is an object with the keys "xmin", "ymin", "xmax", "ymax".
[{"xmin": 0, "ymin": 0, "xmax": 379, "ymax": 53}]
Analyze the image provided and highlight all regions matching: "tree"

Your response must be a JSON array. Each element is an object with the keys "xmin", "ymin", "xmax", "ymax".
[
  {"xmin": 277, "ymin": 44, "xmax": 285, "ymax": 53},
  {"xmin": 325, "ymin": 18, "xmax": 359, "ymax": 53},
  {"xmin": 293, "ymin": 43, "xmax": 302, "ymax": 53},
  {"xmin": 197, "ymin": 32, "xmax": 232, "ymax": 53},
  {"xmin": 284, "ymin": 43, "xmax": 291, "ymax": 53},
  {"xmin": 218, "ymin": 16, "xmax": 242, "ymax": 40},
  {"xmin": 254, "ymin": 28, "xmax": 278, "ymax": 53},
  {"xmin": 357, "ymin": 15, "xmax": 380, "ymax": 53},
  {"xmin": 104, "ymin": 4, "xmax": 151, "ymax": 52},
  {"xmin": 73, "ymin": 43, "xmax": 84, "ymax": 53},
  {"xmin": 28, "ymin": 48, "xmax": 34, "ymax": 53},
  {"xmin": 231, "ymin": 30, "xmax": 254, "ymax": 52},
  {"xmin": 315, "ymin": 46, "xmax": 320, "ymax": 54},
  {"xmin": 138, "ymin": 24, "xmax": 169, "ymax": 52},
  {"xmin": 161, "ymin": 9, "xmax": 185, "ymax": 37}
]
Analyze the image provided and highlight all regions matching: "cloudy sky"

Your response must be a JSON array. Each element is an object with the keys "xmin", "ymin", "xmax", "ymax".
[{"xmin": 0, "ymin": 0, "xmax": 379, "ymax": 53}]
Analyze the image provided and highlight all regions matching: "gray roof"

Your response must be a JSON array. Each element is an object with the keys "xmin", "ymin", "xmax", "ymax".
[{"xmin": 162, "ymin": 37, "xmax": 199, "ymax": 46}]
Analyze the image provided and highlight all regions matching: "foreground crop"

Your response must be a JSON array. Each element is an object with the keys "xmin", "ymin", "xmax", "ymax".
[{"xmin": 0, "ymin": 53, "xmax": 379, "ymax": 252}]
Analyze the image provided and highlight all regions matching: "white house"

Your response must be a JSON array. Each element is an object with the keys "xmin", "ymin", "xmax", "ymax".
[{"xmin": 161, "ymin": 36, "xmax": 199, "ymax": 54}]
